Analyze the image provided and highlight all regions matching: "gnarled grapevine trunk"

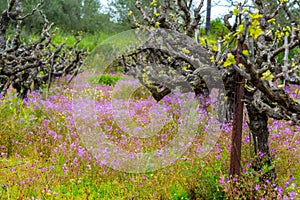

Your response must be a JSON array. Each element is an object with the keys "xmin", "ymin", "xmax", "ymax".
[
  {"xmin": 246, "ymin": 102, "xmax": 276, "ymax": 180},
  {"xmin": 0, "ymin": 0, "xmax": 86, "ymax": 98},
  {"xmin": 0, "ymin": 10, "xmax": 9, "ymax": 49}
]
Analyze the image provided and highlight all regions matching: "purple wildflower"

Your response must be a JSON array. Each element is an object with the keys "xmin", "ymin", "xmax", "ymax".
[{"xmin": 255, "ymin": 184, "xmax": 260, "ymax": 191}]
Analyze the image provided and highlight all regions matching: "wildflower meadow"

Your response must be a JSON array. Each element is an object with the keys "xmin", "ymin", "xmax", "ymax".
[{"xmin": 0, "ymin": 71, "xmax": 299, "ymax": 199}]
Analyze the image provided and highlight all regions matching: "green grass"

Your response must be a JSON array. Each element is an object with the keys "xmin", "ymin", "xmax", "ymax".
[{"xmin": 88, "ymin": 74, "xmax": 123, "ymax": 86}]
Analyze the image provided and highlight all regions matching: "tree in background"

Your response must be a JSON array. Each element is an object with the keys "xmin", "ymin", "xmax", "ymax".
[
  {"xmin": 20, "ymin": 0, "xmax": 81, "ymax": 32},
  {"xmin": 18, "ymin": 0, "xmax": 113, "ymax": 33},
  {"xmin": 81, "ymin": 0, "xmax": 103, "ymax": 32},
  {"xmin": 205, "ymin": 0, "xmax": 211, "ymax": 35}
]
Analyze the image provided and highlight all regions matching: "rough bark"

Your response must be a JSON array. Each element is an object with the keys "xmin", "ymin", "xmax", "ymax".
[
  {"xmin": 0, "ymin": 10, "xmax": 10, "ymax": 49},
  {"xmin": 246, "ymin": 101, "xmax": 276, "ymax": 180}
]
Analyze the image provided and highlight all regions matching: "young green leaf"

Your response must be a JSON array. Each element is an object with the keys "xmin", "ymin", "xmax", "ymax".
[
  {"xmin": 261, "ymin": 70, "xmax": 274, "ymax": 81},
  {"xmin": 224, "ymin": 53, "xmax": 236, "ymax": 67},
  {"xmin": 242, "ymin": 50, "xmax": 250, "ymax": 57}
]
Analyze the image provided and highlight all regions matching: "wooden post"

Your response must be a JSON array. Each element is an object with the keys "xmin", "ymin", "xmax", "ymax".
[{"xmin": 229, "ymin": 44, "xmax": 244, "ymax": 176}]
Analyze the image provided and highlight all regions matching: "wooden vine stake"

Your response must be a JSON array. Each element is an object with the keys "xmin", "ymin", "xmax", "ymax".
[{"xmin": 229, "ymin": 42, "xmax": 245, "ymax": 176}]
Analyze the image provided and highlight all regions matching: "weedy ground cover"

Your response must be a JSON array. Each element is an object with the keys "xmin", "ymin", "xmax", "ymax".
[{"xmin": 0, "ymin": 73, "xmax": 299, "ymax": 199}]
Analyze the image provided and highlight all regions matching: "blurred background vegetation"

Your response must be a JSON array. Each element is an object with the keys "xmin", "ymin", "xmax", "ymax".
[
  {"xmin": 1, "ymin": 0, "xmax": 299, "ymax": 47},
  {"xmin": 0, "ymin": 0, "xmax": 231, "ymax": 52}
]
